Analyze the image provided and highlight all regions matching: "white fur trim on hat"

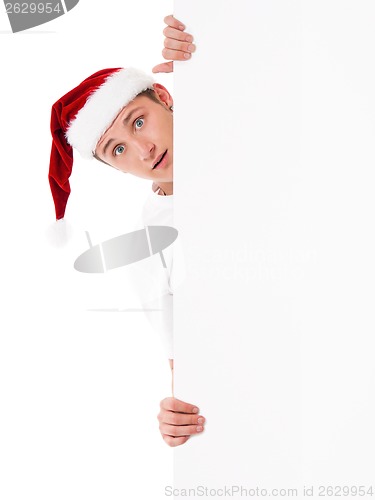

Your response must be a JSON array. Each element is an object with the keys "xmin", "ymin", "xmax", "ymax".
[{"xmin": 65, "ymin": 67, "xmax": 155, "ymax": 159}]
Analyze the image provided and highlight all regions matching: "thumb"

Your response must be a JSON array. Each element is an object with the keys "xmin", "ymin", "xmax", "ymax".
[{"xmin": 152, "ymin": 61, "xmax": 174, "ymax": 74}]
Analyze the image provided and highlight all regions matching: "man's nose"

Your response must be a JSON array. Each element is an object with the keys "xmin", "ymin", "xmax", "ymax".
[{"xmin": 135, "ymin": 138, "xmax": 155, "ymax": 159}]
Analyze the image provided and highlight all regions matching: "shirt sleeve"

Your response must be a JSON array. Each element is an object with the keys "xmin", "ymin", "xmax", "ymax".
[
  {"xmin": 141, "ymin": 291, "xmax": 174, "ymax": 360},
  {"xmin": 126, "ymin": 191, "xmax": 175, "ymax": 360}
]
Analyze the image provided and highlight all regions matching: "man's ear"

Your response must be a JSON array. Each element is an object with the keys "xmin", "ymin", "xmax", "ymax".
[{"xmin": 152, "ymin": 83, "xmax": 174, "ymax": 109}]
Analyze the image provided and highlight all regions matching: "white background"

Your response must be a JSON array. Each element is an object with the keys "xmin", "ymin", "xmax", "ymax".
[
  {"xmin": 0, "ymin": 1, "xmax": 176, "ymax": 499},
  {"xmin": 173, "ymin": 0, "xmax": 375, "ymax": 497},
  {"xmin": 2, "ymin": 1, "xmax": 375, "ymax": 499}
]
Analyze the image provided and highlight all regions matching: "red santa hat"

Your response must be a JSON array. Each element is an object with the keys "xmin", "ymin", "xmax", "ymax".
[{"xmin": 49, "ymin": 67, "xmax": 155, "ymax": 220}]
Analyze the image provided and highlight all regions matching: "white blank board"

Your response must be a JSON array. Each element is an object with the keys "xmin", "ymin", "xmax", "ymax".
[{"xmin": 173, "ymin": 0, "xmax": 375, "ymax": 495}]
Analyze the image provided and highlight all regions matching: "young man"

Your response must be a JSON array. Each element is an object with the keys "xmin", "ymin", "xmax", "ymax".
[{"xmin": 48, "ymin": 15, "xmax": 204, "ymax": 448}]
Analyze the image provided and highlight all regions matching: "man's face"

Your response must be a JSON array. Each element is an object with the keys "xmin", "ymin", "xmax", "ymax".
[{"xmin": 95, "ymin": 90, "xmax": 173, "ymax": 183}]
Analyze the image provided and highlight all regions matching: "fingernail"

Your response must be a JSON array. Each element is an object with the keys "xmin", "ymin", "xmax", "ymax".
[
  {"xmin": 197, "ymin": 426, "xmax": 203, "ymax": 432},
  {"xmin": 186, "ymin": 35, "xmax": 193, "ymax": 43},
  {"xmin": 197, "ymin": 417, "xmax": 204, "ymax": 424},
  {"xmin": 188, "ymin": 44, "xmax": 195, "ymax": 53},
  {"xmin": 184, "ymin": 53, "xmax": 191, "ymax": 59},
  {"xmin": 193, "ymin": 407, "xmax": 199, "ymax": 413},
  {"xmin": 179, "ymin": 24, "xmax": 185, "ymax": 30}
]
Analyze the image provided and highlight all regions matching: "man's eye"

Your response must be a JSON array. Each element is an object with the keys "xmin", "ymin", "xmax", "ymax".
[
  {"xmin": 135, "ymin": 118, "xmax": 144, "ymax": 129},
  {"xmin": 114, "ymin": 145, "xmax": 125, "ymax": 156}
]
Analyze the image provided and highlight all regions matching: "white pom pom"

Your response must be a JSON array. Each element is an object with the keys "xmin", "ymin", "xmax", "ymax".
[{"xmin": 45, "ymin": 218, "xmax": 73, "ymax": 248}]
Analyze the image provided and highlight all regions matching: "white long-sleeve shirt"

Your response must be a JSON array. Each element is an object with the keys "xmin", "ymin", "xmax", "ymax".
[
  {"xmin": 140, "ymin": 189, "xmax": 174, "ymax": 359},
  {"xmin": 131, "ymin": 187, "xmax": 185, "ymax": 359}
]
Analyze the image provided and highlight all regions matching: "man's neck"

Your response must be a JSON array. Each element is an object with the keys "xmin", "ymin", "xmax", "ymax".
[{"xmin": 156, "ymin": 181, "xmax": 173, "ymax": 196}]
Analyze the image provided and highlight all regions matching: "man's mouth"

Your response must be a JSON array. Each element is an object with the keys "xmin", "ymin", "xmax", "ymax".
[{"xmin": 153, "ymin": 150, "xmax": 168, "ymax": 169}]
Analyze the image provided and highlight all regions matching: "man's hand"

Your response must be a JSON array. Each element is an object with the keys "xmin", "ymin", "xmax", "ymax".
[
  {"xmin": 158, "ymin": 397, "xmax": 205, "ymax": 447},
  {"xmin": 152, "ymin": 15, "xmax": 196, "ymax": 74}
]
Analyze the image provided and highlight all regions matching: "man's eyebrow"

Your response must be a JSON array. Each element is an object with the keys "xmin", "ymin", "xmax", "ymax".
[
  {"xmin": 102, "ymin": 107, "xmax": 144, "ymax": 157},
  {"xmin": 122, "ymin": 107, "xmax": 143, "ymax": 126},
  {"xmin": 103, "ymin": 138, "xmax": 115, "ymax": 157}
]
